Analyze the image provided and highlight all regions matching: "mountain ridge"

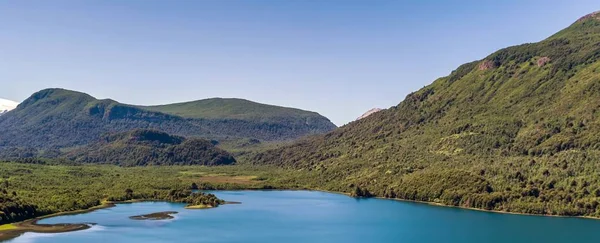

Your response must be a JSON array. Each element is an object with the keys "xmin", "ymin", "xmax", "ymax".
[
  {"xmin": 139, "ymin": 97, "xmax": 334, "ymax": 128},
  {"xmin": 0, "ymin": 88, "xmax": 336, "ymax": 149}
]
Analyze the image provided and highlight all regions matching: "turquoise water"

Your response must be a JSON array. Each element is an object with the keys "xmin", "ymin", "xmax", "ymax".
[{"xmin": 7, "ymin": 190, "xmax": 600, "ymax": 243}]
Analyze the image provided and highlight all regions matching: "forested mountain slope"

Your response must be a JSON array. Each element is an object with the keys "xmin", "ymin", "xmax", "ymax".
[
  {"xmin": 0, "ymin": 88, "xmax": 336, "ymax": 149},
  {"xmin": 141, "ymin": 98, "xmax": 336, "ymax": 131},
  {"xmin": 64, "ymin": 129, "xmax": 235, "ymax": 166},
  {"xmin": 252, "ymin": 12, "xmax": 600, "ymax": 217}
]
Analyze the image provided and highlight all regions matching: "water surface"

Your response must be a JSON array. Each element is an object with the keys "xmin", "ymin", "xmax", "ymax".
[{"xmin": 8, "ymin": 191, "xmax": 600, "ymax": 243}]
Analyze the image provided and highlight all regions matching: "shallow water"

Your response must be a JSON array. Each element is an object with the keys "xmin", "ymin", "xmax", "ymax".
[{"xmin": 7, "ymin": 190, "xmax": 600, "ymax": 243}]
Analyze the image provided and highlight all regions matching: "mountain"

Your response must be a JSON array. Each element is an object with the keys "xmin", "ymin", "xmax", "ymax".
[
  {"xmin": 0, "ymin": 88, "xmax": 336, "ymax": 149},
  {"xmin": 356, "ymin": 108, "xmax": 383, "ymax": 120},
  {"xmin": 252, "ymin": 12, "xmax": 600, "ymax": 217},
  {"xmin": 0, "ymin": 98, "xmax": 18, "ymax": 116},
  {"xmin": 140, "ymin": 98, "xmax": 336, "ymax": 132},
  {"xmin": 64, "ymin": 129, "xmax": 235, "ymax": 166}
]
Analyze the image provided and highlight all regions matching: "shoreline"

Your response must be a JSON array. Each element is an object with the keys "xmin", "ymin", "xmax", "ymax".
[
  {"xmin": 310, "ymin": 189, "xmax": 600, "ymax": 221},
  {"xmin": 0, "ymin": 198, "xmax": 238, "ymax": 241},
  {"xmin": 384, "ymin": 197, "xmax": 600, "ymax": 221},
  {"xmin": 2, "ymin": 188, "xmax": 599, "ymax": 241},
  {"xmin": 208, "ymin": 188, "xmax": 600, "ymax": 221}
]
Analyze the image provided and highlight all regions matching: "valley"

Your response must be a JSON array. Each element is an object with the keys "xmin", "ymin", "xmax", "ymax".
[{"xmin": 3, "ymin": 8, "xmax": 600, "ymax": 243}]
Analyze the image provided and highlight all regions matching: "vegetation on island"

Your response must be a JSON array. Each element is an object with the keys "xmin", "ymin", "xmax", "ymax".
[
  {"xmin": 4, "ymin": 12, "xmax": 600, "ymax": 235},
  {"xmin": 129, "ymin": 211, "xmax": 178, "ymax": 220}
]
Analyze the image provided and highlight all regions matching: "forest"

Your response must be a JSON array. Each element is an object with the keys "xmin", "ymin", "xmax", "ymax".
[{"xmin": 0, "ymin": 163, "xmax": 234, "ymax": 225}]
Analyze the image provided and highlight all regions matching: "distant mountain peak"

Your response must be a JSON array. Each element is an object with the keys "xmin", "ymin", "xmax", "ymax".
[
  {"xmin": 356, "ymin": 108, "xmax": 383, "ymax": 120},
  {"xmin": 0, "ymin": 98, "xmax": 19, "ymax": 115}
]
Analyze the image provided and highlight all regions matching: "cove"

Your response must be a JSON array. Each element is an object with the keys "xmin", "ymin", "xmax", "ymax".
[{"xmin": 6, "ymin": 190, "xmax": 600, "ymax": 243}]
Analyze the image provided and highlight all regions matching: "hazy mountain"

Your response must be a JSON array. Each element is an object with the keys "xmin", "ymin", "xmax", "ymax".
[
  {"xmin": 0, "ymin": 88, "xmax": 336, "ymax": 149},
  {"xmin": 251, "ymin": 12, "xmax": 600, "ymax": 217},
  {"xmin": 140, "ymin": 98, "xmax": 336, "ymax": 132}
]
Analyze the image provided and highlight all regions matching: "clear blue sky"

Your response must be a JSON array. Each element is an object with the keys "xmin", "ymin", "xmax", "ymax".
[{"xmin": 2, "ymin": 0, "xmax": 599, "ymax": 125}]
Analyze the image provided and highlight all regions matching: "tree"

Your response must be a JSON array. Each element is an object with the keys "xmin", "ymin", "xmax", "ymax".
[{"xmin": 125, "ymin": 188, "xmax": 134, "ymax": 200}]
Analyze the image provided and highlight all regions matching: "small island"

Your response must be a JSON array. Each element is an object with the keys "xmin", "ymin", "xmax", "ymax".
[
  {"xmin": 176, "ymin": 191, "xmax": 225, "ymax": 209},
  {"xmin": 185, "ymin": 201, "xmax": 241, "ymax": 209},
  {"xmin": 129, "ymin": 211, "xmax": 178, "ymax": 220}
]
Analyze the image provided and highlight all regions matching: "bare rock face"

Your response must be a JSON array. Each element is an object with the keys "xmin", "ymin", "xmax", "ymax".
[
  {"xmin": 537, "ymin": 57, "xmax": 551, "ymax": 67},
  {"xmin": 478, "ymin": 60, "xmax": 495, "ymax": 70},
  {"xmin": 356, "ymin": 108, "xmax": 383, "ymax": 121},
  {"xmin": 577, "ymin": 11, "xmax": 600, "ymax": 22}
]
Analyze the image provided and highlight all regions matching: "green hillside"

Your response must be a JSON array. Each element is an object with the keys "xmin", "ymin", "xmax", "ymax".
[
  {"xmin": 141, "ymin": 98, "xmax": 332, "ymax": 125},
  {"xmin": 252, "ymin": 12, "xmax": 600, "ymax": 217},
  {"xmin": 0, "ymin": 88, "xmax": 336, "ymax": 149},
  {"xmin": 65, "ymin": 129, "xmax": 236, "ymax": 166}
]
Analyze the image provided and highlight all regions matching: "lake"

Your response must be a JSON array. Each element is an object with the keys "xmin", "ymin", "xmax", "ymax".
[{"xmin": 7, "ymin": 190, "xmax": 600, "ymax": 243}]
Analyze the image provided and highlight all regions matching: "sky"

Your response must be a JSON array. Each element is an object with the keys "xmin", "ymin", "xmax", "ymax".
[{"xmin": 1, "ymin": 0, "xmax": 600, "ymax": 125}]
